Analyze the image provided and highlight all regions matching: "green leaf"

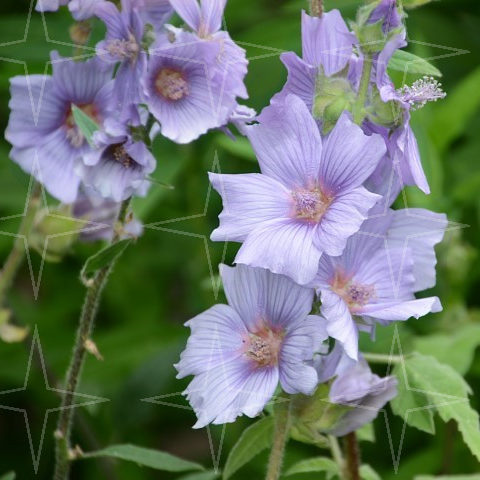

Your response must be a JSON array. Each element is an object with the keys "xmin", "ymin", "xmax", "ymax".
[
  {"xmin": 413, "ymin": 323, "xmax": 480, "ymax": 374},
  {"xmin": 285, "ymin": 457, "xmax": 339, "ymax": 478},
  {"xmin": 0, "ymin": 473, "xmax": 15, "ymax": 480},
  {"xmin": 428, "ymin": 67, "xmax": 480, "ymax": 152},
  {"xmin": 71, "ymin": 104, "xmax": 100, "ymax": 148},
  {"xmin": 215, "ymin": 135, "xmax": 257, "ymax": 162},
  {"xmin": 223, "ymin": 416, "xmax": 274, "ymax": 480},
  {"xmin": 388, "ymin": 50, "xmax": 442, "ymax": 77},
  {"xmin": 177, "ymin": 472, "xmax": 220, "ymax": 480},
  {"xmin": 415, "ymin": 476, "xmax": 480, "ymax": 480},
  {"xmin": 360, "ymin": 465, "xmax": 381, "ymax": 480},
  {"xmin": 81, "ymin": 239, "xmax": 131, "ymax": 285},
  {"xmin": 81, "ymin": 444, "xmax": 204, "ymax": 472},
  {"xmin": 356, "ymin": 423, "xmax": 375, "ymax": 443},
  {"xmin": 396, "ymin": 353, "xmax": 480, "ymax": 461}
]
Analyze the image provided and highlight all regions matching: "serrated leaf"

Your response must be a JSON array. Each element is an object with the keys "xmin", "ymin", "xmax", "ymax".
[
  {"xmin": 81, "ymin": 239, "xmax": 131, "ymax": 284},
  {"xmin": 360, "ymin": 464, "xmax": 381, "ymax": 480},
  {"xmin": 81, "ymin": 444, "xmax": 203, "ymax": 472},
  {"xmin": 223, "ymin": 416, "xmax": 274, "ymax": 480},
  {"xmin": 71, "ymin": 104, "xmax": 100, "ymax": 148},
  {"xmin": 391, "ymin": 361, "xmax": 436, "ymax": 434},
  {"xmin": 399, "ymin": 354, "xmax": 480, "ymax": 461},
  {"xmin": 414, "ymin": 324, "xmax": 480, "ymax": 374},
  {"xmin": 388, "ymin": 50, "xmax": 441, "ymax": 77},
  {"xmin": 0, "ymin": 472, "xmax": 15, "ymax": 480},
  {"xmin": 285, "ymin": 457, "xmax": 339, "ymax": 478}
]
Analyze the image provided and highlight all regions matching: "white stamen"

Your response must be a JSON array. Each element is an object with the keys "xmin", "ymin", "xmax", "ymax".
[{"xmin": 397, "ymin": 75, "xmax": 446, "ymax": 111}]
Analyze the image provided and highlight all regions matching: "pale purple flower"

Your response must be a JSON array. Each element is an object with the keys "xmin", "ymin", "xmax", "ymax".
[
  {"xmin": 77, "ymin": 117, "xmax": 155, "ymax": 201},
  {"xmin": 132, "ymin": 0, "xmax": 173, "ymax": 29},
  {"xmin": 5, "ymin": 52, "xmax": 114, "ymax": 203},
  {"xmin": 210, "ymin": 95, "xmax": 385, "ymax": 285},
  {"xmin": 169, "ymin": 0, "xmax": 248, "ymax": 103},
  {"xmin": 271, "ymin": 9, "xmax": 355, "ymax": 112},
  {"xmin": 36, "ymin": 0, "xmax": 68, "ymax": 12},
  {"xmin": 36, "ymin": 0, "xmax": 104, "ymax": 19},
  {"xmin": 95, "ymin": 0, "xmax": 146, "ymax": 118},
  {"xmin": 72, "ymin": 187, "xmax": 143, "ymax": 242},
  {"xmin": 143, "ymin": 35, "xmax": 233, "ymax": 143},
  {"xmin": 313, "ymin": 208, "xmax": 446, "ymax": 359},
  {"xmin": 175, "ymin": 264, "xmax": 326, "ymax": 428},
  {"xmin": 328, "ymin": 359, "xmax": 397, "ymax": 436}
]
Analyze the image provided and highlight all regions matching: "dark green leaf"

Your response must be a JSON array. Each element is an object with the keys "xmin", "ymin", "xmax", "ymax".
[
  {"xmin": 223, "ymin": 417, "xmax": 274, "ymax": 480},
  {"xmin": 81, "ymin": 239, "xmax": 131, "ymax": 285},
  {"xmin": 285, "ymin": 457, "xmax": 339, "ymax": 478},
  {"xmin": 71, "ymin": 104, "xmax": 100, "ymax": 148},
  {"xmin": 0, "ymin": 473, "xmax": 15, "ymax": 480},
  {"xmin": 81, "ymin": 444, "xmax": 204, "ymax": 472},
  {"xmin": 388, "ymin": 50, "xmax": 442, "ymax": 77}
]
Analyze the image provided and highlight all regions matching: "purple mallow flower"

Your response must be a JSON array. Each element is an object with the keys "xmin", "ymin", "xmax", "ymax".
[
  {"xmin": 328, "ymin": 358, "xmax": 397, "ymax": 436},
  {"xmin": 209, "ymin": 95, "xmax": 385, "ymax": 285},
  {"xmin": 77, "ymin": 117, "xmax": 155, "ymax": 201},
  {"xmin": 169, "ymin": 0, "xmax": 248, "ymax": 102},
  {"xmin": 36, "ymin": 0, "xmax": 104, "ymax": 20},
  {"xmin": 143, "ymin": 36, "xmax": 233, "ymax": 143},
  {"xmin": 132, "ymin": 0, "xmax": 173, "ymax": 30},
  {"xmin": 5, "ymin": 52, "xmax": 114, "ymax": 203},
  {"xmin": 95, "ymin": 0, "xmax": 146, "ymax": 118},
  {"xmin": 313, "ymin": 207, "xmax": 446, "ymax": 359},
  {"xmin": 175, "ymin": 264, "xmax": 326, "ymax": 428}
]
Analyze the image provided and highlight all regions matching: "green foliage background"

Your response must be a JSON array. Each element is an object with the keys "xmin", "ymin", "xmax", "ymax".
[{"xmin": 0, "ymin": 0, "xmax": 479, "ymax": 478}]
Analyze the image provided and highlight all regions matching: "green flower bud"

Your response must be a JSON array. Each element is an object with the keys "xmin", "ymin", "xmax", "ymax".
[
  {"xmin": 366, "ymin": 86, "xmax": 403, "ymax": 128},
  {"xmin": 29, "ymin": 205, "xmax": 80, "ymax": 262}
]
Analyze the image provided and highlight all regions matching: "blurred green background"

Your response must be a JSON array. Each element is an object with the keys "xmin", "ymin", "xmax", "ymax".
[{"xmin": 0, "ymin": 0, "xmax": 479, "ymax": 478}]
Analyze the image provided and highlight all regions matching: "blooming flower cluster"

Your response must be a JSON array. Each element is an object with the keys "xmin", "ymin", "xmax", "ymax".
[{"xmin": 176, "ymin": 0, "xmax": 448, "ymax": 436}]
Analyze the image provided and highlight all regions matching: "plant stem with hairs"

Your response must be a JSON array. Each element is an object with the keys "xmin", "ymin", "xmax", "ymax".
[
  {"xmin": 353, "ymin": 53, "xmax": 373, "ymax": 124},
  {"xmin": 266, "ymin": 396, "xmax": 292, "ymax": 480},
  {"xmin": 344, "ymin": 432, "xmax": 360, "ymax": 480},
  {"xmin": 0, "ymin": 182, "xmax": 41, "ymax": 306},
  {"xmin": 53, "ymin": 198, "xmax": 131, "ymax": 480}
]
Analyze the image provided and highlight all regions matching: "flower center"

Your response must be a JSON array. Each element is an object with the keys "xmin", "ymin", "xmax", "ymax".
[
  {"xmin": 109, "ymin": 143, "xmax": 134, "ymax": 168},
  {"xmin": 396, "ymin": 75, "xmax": 446, "ymax": 111},
  {"xmin": 106, "ymin": 33, "xmax": 139, "ymax": 61},
  {"xmin": 65, "ymin": 103, "xmax": 99, "ymax": 148},
  {"xmin": 155, "ymin": 68, "xmax": 189, "ymax": 101},
  {"xmin": 332, "ymin": 271, "xmax": 375, "ymax": 312},
  {"xmin": 244, "ymin": 327, "xmax": 283, "ymax": 368},
  {"xmin": 292, "ymin": 187, "xmax": 331, "ymax": 223}
]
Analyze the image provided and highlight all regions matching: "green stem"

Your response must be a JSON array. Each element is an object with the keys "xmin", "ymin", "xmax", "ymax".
[
  {"xmin": 352, "ymin": 53, "xmax": 373, "ymax": 124},
  {"xmin": 0, "ymin": 183, "xmax": 41, "ymax": 306},
  {"xmin": 53, "ymin": 198, "xmax": 131, "ymax": 480},
  {"xmin": 328, "ymin": 435, "xmax": 346, "ymax": 479},
  {"xmin": 309, "ymin": 0, "xmax": 323, "ymax": 17},
  {"xmin": 344, "ymin": 432, "xmax": 360, "ymax": 480},
  {"xmin": 363, "ymin": 352, "xmax": 402, "ymax": 364},
  {"xmin": 266, "ymin": 397, "xmax": 292, "ymax": 480}
]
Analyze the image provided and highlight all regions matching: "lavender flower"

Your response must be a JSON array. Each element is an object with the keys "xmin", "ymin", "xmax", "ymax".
[
  {"xmin": 77, "ymin": 117, "xmax": 155, "ymax": 201},
  {"xmin": 313, "ymin": 208, "xmax": 446, "ymax": 359},
  {"xmin": 143, "ymin": 36, "xmax": 233, "ymax": 143},
  {"xmin": 95, "ymin": 0, "xmax": 146, "ymax": 118},
  {"xmin": 175, "ymin": 264, "xmax": 326, "ymax": 428},
  {"xmin": 169, "ymin": 0, "xmax": 248, "ymax": 102},
  {"xmin": 36, "ymin": 0, "xmax": 104, "ymax": 20},
  {"xmin": 209, "ymin": 95, "xmax": 385, "ymax": 285},
  {"xmin": 132, "ymin": 0, "xmax": 173, "ymax": 29},
  {"xmin": 5, "ymin": 52, "xmax": 114, "ymax": 203},
  {"xmin": 72, "ymin": 187, "xmax": 143, "ymax": 242},
  {"xmin": 328, "ymin": 359, "xmax": 397, "ymax": 436}
]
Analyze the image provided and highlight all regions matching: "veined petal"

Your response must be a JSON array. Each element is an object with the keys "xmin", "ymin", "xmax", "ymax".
[
  {"xmin": 246, "ymin": 94, "xmax": 322, "ymax": 190},
  {"xmin": 235, "ymin": 218, "xmax": 321, "ymax": 285},
  {"xmin": 209, "ymin": 172, "xmax": 291, "ymax": 242},
  {"xmin": 169, "ymin": 0, "xmax": 201, "ymax": 31}
]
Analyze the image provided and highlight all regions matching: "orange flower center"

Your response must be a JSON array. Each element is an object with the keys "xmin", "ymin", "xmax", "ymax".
[{"xmin": 292, "ymin": 187, "xmax": 332, "ymax": 223}]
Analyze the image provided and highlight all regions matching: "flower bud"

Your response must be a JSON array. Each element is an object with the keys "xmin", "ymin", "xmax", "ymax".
[
  {"xmin": 366, "ymin": 86, "xmax": 402, "ymax": 127},
  {"xmin": 69, "ymin": 21, "xmax": 92, "ymax": 46},
  {"xmin": 29, "ymin": 205, "xmax": 80, "ymax": 262}
]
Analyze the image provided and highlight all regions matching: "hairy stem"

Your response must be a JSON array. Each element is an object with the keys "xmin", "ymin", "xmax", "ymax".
[
  {"xmin": 352, "ymin": 53, "xmax": 373, "ymax": 124},
  {"xmin": 266, "ymin": 397, "xmax": 292, "ymax": 480},
  {"xmin": 309, "ymin": 0, "xmax": 323, "ymax": 17},
  {"xmin": 344, "ymin": 432, "xmax": 360, "ymax": 480},
  {"xmin": 363, "ymin": 352, "xmax": 402, "ymax": 364},
  {"xmin": 53, "ymin": 198, "xmax": 131, "ymax": 480},
  {"xmin": 328, "ymin": 435, "xmax": 345, "ymax": 475},
  {"xmin": 0, "ymin": 182, "xmax": 41, "ymax": 306}
]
